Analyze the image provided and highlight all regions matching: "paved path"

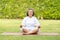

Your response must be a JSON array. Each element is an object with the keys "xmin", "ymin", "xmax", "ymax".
[{"xmin": 1, "ymin": 32, "xmax": 60, "ymax": 36}]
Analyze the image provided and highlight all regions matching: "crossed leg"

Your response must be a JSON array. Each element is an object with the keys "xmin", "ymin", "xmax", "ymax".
[{"xmin": 22, "ymin": 27, "xmax": 39, "ymax": 35}]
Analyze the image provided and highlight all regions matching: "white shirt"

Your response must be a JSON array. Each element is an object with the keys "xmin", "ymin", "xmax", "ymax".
[
  {"xmin": 22, "ymin": 16, "xmax": 40, "ymax": 27},
  {"xmin": 22, "ymin": 16, "xmax": 40, "ymax": 31}
]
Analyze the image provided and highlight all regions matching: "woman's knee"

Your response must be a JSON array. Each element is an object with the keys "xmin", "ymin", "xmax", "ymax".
[
  {"xmin": 22, "ymin": 28, "xmax": 29, "ymax": 33},
  {"xmin": 34, "ymin": 27, "xmax": 39, "ymax": 30}
]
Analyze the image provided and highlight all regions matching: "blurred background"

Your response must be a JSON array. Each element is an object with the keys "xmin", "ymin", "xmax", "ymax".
[
  {"xmin": 0, "ymin": 0, "xmax": 60, "ymax": 40},
  {"xmin": 0, "ymin": 0, "xmax": 60, "ymax": 19}
]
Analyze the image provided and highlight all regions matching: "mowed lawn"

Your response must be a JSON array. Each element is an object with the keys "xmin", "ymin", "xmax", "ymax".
[
  {"xmin": 0, "ymin": 19, "xmax": 60, "ymax": 33},
  {"xmin": 0, "ymin": 19, "xmax": 60, "ymax": 40}
]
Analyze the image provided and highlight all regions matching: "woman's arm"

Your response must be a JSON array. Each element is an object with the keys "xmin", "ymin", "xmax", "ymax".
[
  {"xmin": 20, "ymin": 18, "xmax": 26, "ymax": 28},
  {"xmin": 34, "ymin": 17, "xmax": 40, "ymax": 28}
]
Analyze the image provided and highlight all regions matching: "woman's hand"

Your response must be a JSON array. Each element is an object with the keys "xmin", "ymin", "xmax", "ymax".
[{"xmin": 35, "ymin": 25, "xmax": 40, "ymax": 28}]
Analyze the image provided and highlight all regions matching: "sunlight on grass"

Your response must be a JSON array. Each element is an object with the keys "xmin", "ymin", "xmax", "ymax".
[
  {"xmin": 40, "ymin": 20, "xmax": 60, "ymax": 33},
  {"xmin": 0, "ymin": 35, "xmax": 60, "ymax": 40},
  {"xmin": 0, "ymin": 19, "xmax": 60, "ymax": 34}
]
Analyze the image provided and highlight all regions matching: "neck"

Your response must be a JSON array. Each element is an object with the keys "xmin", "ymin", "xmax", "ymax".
[{"xmin": 28, "ymin": 16, "xmax": 33, "ymax": 18}]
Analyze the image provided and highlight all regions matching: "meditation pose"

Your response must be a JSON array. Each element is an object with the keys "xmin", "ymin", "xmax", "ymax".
[{"xmin": 21, "ymin": 9, "xmax": 40, "ymax": 35}]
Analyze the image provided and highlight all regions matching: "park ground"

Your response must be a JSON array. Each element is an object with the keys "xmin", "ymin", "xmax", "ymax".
[{"xmin": 0, "ymin": 19, "xmax": 60, "ymax": 40}]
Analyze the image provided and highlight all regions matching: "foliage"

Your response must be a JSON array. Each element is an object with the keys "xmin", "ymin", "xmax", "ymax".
[{"xmin": 0, "ymin": 0, "xmax": 60, "ymax": 19}]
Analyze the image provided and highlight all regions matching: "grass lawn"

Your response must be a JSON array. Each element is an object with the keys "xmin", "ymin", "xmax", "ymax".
[
  {"xmin": 0, "ymin": 35, "xmax": 60, "ymax": 40},
  {"xmin": 0, "ymin": 19, "xmax": 60, "ymax": 40},
  {"xmin": 0, "ymin": 19, "xmax": 60, "ymax": 33}
]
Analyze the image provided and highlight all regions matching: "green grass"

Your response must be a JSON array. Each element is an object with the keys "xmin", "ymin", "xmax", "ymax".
[
  {"xmin": 0, "ymin": 19, "xmax": 60, "ymax": 33},
  {"xmin": 0, "ymin": 19, "xmax": 60, "ymax": 40},
  {"xmin": 40, "ymin": 20, "xmax": 60, "ymax": 33},
  {"xmin": 0, "ymin": 19, "xmax": 21, "ymax": 33},
  {"xmin": 0, "ymin": 35, "xmax": 60, "ymax": 40}
]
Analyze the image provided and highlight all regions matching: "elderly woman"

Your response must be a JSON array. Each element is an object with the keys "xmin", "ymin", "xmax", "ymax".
[{"xmin": 21, "ymin": 9, "xmax": 40, "ymax": 35}]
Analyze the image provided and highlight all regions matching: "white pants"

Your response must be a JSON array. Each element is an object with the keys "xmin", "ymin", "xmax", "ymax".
[{"xmin": 20, "ymin": 27, "xmax": 40, "ymax": 31}]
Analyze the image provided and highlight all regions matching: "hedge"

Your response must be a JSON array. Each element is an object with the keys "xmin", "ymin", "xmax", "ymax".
[{"xmin": 0, "ymin": 0, "xmax": 60, "ymax": 19}]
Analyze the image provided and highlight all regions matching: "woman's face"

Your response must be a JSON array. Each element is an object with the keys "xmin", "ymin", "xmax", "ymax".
[{"xmin": 28, "ymin": 10, "xmax": 33, "ymax": 17}]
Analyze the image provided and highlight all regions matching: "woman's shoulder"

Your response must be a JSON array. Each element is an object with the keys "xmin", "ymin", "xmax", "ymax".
[
  {"xmin": 23, "ymin": 16, "xmax": 37, "ymax": 20},
  {"xmin": 33, "ymin": 16, "xmax": 37, "ymax": 19},
  {"xmin": 23, "ymin": 16, "xmax": 28, "ymax": 20}
]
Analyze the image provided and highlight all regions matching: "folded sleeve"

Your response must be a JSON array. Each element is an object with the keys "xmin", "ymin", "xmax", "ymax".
[
  {"xmin": 34, "ymin": 17, "xmax": 40, "ymax": 26},
  {"xmin": 22, "ymin": 18, "xmax": 26, "ymax": 27}
]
